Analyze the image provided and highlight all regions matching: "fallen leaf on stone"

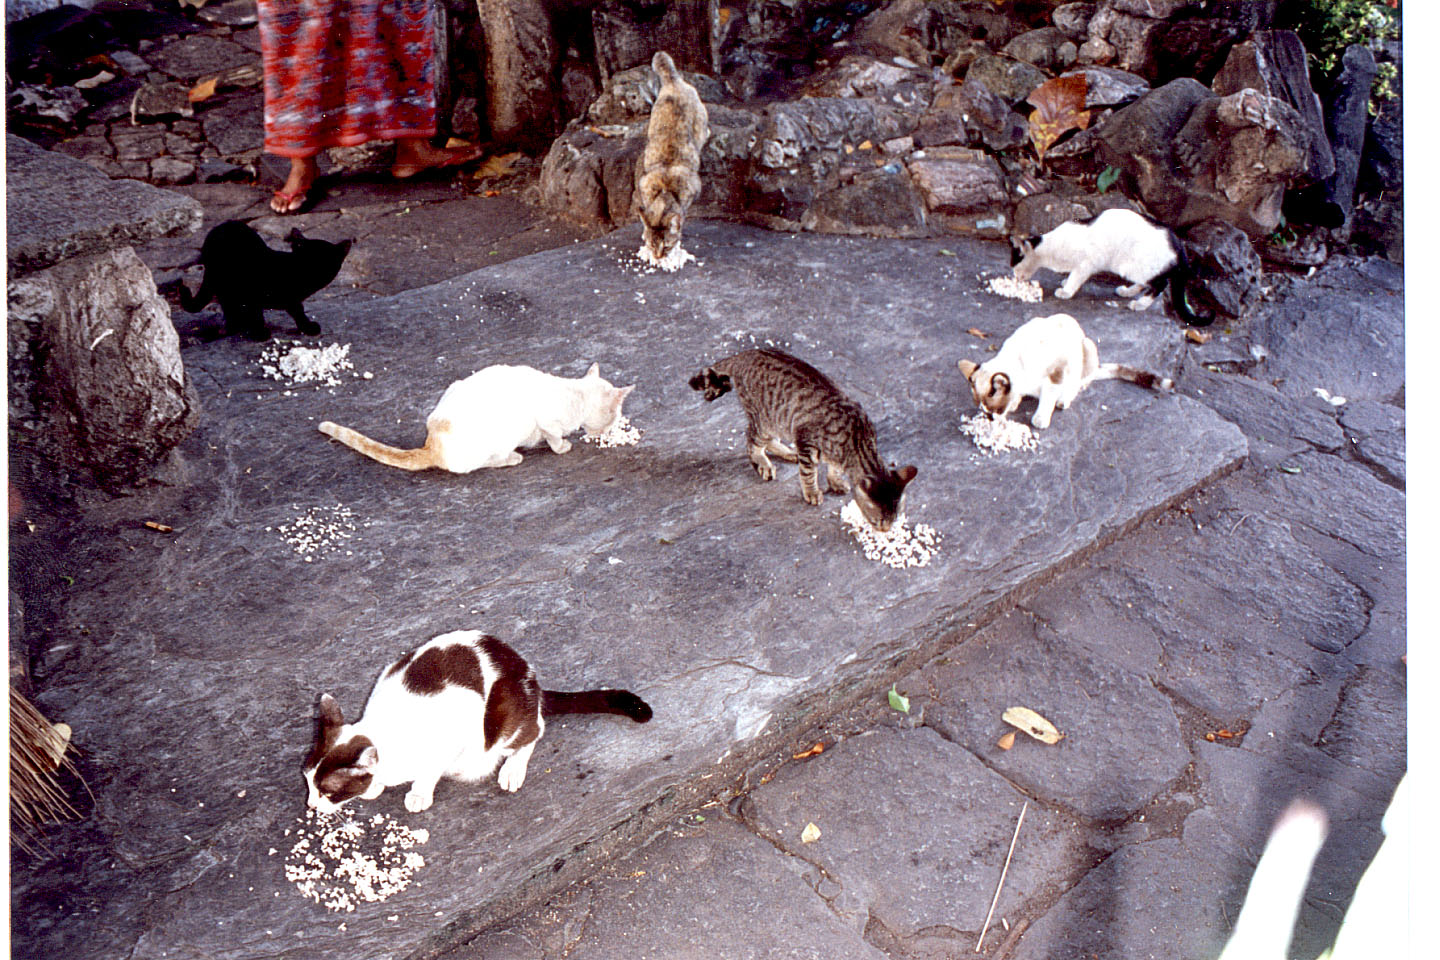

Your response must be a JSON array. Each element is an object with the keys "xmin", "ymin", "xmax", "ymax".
[
  {"xmin": 482, "ymin": 189, "xmax": 501, "ymax": 197},
  {"xmin": 188, "ymin": 77, "xmax": 218, "ymax": 102},
  {"xmin": 1025, "ymin": 74, "xmax": 1091, "ymax": 164},
  {"xmin": 888, "ymin": 684, "xmax": 910, "ymax": 714},
  {"xmin": 1278, "ymin": 465, "xmax": 1302, "ymax": 474},
  {"xmin": 474, "ymin": 152, "xmax": 521, "ymax": 180},
  {"xmin": 144, "ymin": 521, "xmax": 174, "ymax": 532},
  {"xmin": 1185, "ymin": 329, "xmax": 1212, "ymax": 344},
  {"xmin": 844, "ymin": 143, "xmax": 855, "ymax": 154},
  {"xmin": 445, "ymin": 137, "xmax": 474, "ymax": 151},
  {"xmin": 1096, "ymin": 164, "xmax": 1121, "ymax": 194},
  {"xmin": 1002, "ymin": 706, "xmax": 1063, "ymax": 744},
  {"xmin": 792, "ymin": 742, "xmax": 825, "ymax": 760},
  {"xmin": 997, "ymin": 731, "xmax": 1016, "ymax": 751},
  {"xmin": 967, "ymin": 327, "xmax": 989, "ymax": 339},
  {"xmin": 858, "ymin": 140, "xmax": 873, "ymax": 150},
  {"xmin": 938, "ymin": 249, "xmax": 957, "ymax": 257},
  {"xmin": 801, "ymin": 822, "xmax": 822, "ymax": 843}
]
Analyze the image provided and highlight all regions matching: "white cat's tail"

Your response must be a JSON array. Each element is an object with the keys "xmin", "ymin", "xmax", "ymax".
[
  {"xmin": 1217, "ymin": 800, "xmax": 1328, "ymax": 960},
  {"xmin": 1094, "ymin": 363, "xmax": 1174, "ymax": 392},
  {"xmin": 318, "ymin": 420, "xmax": 441, "ymax": 471},
  {"xmin": 542, "ymin": 688, "xmax": 653, "ymax": 723}
]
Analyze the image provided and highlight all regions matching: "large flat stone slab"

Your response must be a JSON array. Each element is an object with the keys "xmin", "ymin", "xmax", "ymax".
[
  {"xmin": 5, "ymin": 133, "xmax": 202, "ymax": 277},
  {"xmin": 11, "ymin": 222, "xmax": 1245, "ymax": 960}
]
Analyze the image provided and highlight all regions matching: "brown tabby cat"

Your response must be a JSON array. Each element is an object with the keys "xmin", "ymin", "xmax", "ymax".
[
  {"xmin": 689, "ymin": 348, "xmax": 918, "ymax": 531},
  {"xmin": 636, "ymin": 51, "xmax": 709, "ymax": 263}
]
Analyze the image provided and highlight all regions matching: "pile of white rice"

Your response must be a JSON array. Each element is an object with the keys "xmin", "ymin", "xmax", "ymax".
[
  {"xmin": 960, "ymin": 414, "xmax": 1040, "ymax": 454},
  {"xmin": 258, "ymin": 340, "xmax": 373, "ymax": 388},
  {"xmin": 840, "ymin": 500, "xmax": 942, "ymax": 569},
  {"xmin": 268, "ymin": 504, "xmax": 365, "ymax": 561},
  {"xmin": 282, "ymin": 809, "xmax": 429, "ymax": 912},
  {"xmin": 583, "ymin": 415, "xmax": 643, "ymax": 448},
  {"xmin": 985, "ymin": 276, "xmax": 1044, "ymax": 302},
  {"xmin": 636, "ymin": 244, "xmax": 697, "ymax": 273}
]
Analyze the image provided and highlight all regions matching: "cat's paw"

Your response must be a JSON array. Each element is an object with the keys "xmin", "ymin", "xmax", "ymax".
[
  {"xmin": 752, "ymin": 460, "xmax": 775, "ymax": 482},
  {"xmin": 1031, "ymin": 411, "xmax": 1053, "ymax": 429},
  {"xmin": 245, "ymin": 327, "xmax": 272, "ymax": 342},
  {"xmin": 297, "ymin": 321, "xmax": 322, "ymax": 337},
  {"xmin": 497, "ymin": 758, "xmax": 529, "ymax": 793},
  {"xmin": 1053, "ymin": 287, "xmax": 1074, "ymax": 300},
  {"xmin": 1117, "ymin": 283, "xmax": 1144, "ymax": 298},
  {"xmin": 551, "ymin": 438, "xmax": 572, "ymax": 455},
  {"xmin": 1128, "ymin": 297, "xmax": 1154, "ymax": 312},
  {"xmin": 801, "ymin": 485, "xmax": 824, "ymax": 506},
  {"xmin": 404, "ymin": 788, "xmax": 434, "ymax": 813}
]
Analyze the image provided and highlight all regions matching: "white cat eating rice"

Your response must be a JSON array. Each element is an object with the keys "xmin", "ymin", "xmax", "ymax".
[
  {"xmin": 318, "ymin": 362, "xmax": 634, "ymax": 472},
  {"xmin": 957, "ymin": 313, "xmax": 1173, "ymax": 430}
]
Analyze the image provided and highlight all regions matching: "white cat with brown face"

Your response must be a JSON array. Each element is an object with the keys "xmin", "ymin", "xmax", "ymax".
[
  {"xmin": 304, "ymin": 630, "xmax": 652, "ymax": 814},
  {"xmin": 318, "ymin": 362, "xmax": 634, "ymax": 473},
  {"xmin": 957, "ymin": 313, "xmax": 1173, "ymax": 429}
]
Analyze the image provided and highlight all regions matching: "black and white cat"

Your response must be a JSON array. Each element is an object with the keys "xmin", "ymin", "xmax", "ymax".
[
  {"xmin": 304, "ymin": 630, "xmax": 652, "ymax": 814},
  {"xmin": 180, "ymin": 220, "xmax": 352, "ymax": 341},
  {"xmin": 958, "ymin": 313, "xmax": 1173, "ymax": 428},
  {"xmin": 1010, "ymin": 208, "xmax": 1211, "ymax": 326}
]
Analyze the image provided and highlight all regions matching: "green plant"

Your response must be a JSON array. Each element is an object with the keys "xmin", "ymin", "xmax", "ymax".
[
  {"xmin": 1268, "ymin": 213, "xmax": 1298, "ymax": 249},
  {"xmin": 1283, "ymin": 0, "xmax": 1399, "ymax": 112},
  {"xmin": 1096, "ymin": 165, "xmax": 1121, "ymax": 194}
]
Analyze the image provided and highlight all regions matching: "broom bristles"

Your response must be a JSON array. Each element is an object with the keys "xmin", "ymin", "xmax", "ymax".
[{"xmin": 10, "ymin": 686, "xmax": 87, "ymax": 855}]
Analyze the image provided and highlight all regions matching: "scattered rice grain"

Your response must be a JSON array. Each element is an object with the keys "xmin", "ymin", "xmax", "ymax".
[
  {"xmin": 583, "ymin": 415, "xmax": 643, "ymax": 448},
  {"xmin": 840, "ymin": 500, "xmax": 942, "ymax": 569},
  {"xmin": 960, "ymin": 414, "xmax": 1039, "ymax": 454},
  {"xmin": 985, "ymin": 276, "xmax": 1043, "ymax": 302},
  {"xmin": 636, "ymin": 244, "xmax": 697, "ymax": 273},
  {"xmin": 284, "ymin": 808, "xmax": 429, "ymax": 912}
]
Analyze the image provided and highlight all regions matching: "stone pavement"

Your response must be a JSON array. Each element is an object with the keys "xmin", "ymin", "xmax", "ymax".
[
  {"xmin": 12, "ymin": 216, "xmax": 1274, "ymax": 960},
  {"xmin": 446, "ymin": 256, "xmax": 1406, "ymax": 960}
]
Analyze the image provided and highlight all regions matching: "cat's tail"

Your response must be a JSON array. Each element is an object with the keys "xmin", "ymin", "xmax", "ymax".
[
  {"xmin": 1094, "ymin": 364, "xmax": 1175, "ymax": 392},
  {"xmin": 317, "ymin": 421, "xmax": 440, "ymax": 471},
  {"xmin": 1160, "ymin": 231, "xmax": 1215, "ymax": 327},
  {"xmin": 542, "ymin": 689, "xmax": 653, "ymax": 723},
  {"xmin": 688, "ymin": 367, "xmax": 733, "ymax": 401},
  {"xmin": 652, "ymin": 51, "xmax": 678, "ymax": 84}
]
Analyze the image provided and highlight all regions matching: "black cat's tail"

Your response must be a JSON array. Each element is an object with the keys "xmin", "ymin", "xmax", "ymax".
[
  {"xmin": 1158, "ymin": 232, "xmax": 1214, "ymax": 327},
  {"xmin": 542, "ymin": 689, "xmax": 652, "ymax": 723},
  {"xmin": 688, "ymin": 367, "xmax": 732, "ymax": 401}
]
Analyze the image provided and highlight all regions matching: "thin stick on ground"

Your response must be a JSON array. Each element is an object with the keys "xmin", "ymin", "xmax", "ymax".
[{"xmin": 976, "ymin": 800, "xmax": 1028, "ymax": 953}]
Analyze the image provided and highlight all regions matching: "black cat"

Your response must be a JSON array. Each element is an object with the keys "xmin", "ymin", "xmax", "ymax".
[{"xmin": 180, "ymin": 220, "xmax": 352, "ymax": 341}]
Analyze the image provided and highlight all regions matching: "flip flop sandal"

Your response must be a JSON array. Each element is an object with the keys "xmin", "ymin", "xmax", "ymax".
[
  {"xmin": 390, "ymin": 147, "xmax": 483, "ymax": 180},
  {"xmin": 269, "ymin": 182, "xmax": 322, "ymax": 215}
]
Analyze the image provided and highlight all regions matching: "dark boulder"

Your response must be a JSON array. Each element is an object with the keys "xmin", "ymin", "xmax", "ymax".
[
  {"xmin": 1180, "ymin": 219, "xmax": 1263, "ymax": 320},
  {"xmin": 913, "ymin": 78, "xmax": 1028, "ymax": 151}
]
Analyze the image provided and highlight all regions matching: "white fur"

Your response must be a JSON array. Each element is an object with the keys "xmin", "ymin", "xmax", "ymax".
[
  {"xmin": 1014, "ymin": 209, "xmax": 1178, "ymax": 310},
  {"xmin": 304, "ymin": 630, "xmax": 542, "ymax": 814},
  {"xmin": 964, "ymin": 314, "xmax": 1097, "ymax": 428},
  {"xmin": 425, "ymin": 363, "xmax": 633, "ymax": 472}
]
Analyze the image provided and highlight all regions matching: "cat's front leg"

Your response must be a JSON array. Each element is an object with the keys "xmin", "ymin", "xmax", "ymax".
[
  {"xmin": 795, "ymin": 446, "xmax": 824, "ymax": 505},
  {"xmin": 286, "ymin": 304, "xmax": 321, "ymax": 337},
  {"xmin": 1055, "ymin": 268, "xmax": 1094, "ymax": 300},
  {"xmin": 404, "ymin": 779, "xmax": 438, "ymax": 812},
  {"xmin": 1116, "ymin": 282, "xmax": 1147, "ymax": 298},
  {"xmin": 539, "ymin": 426, "xmax": 572, "ymax": 455},
  {"xmin": 825, "ymin": 461, "xmax": 852, "ymax": 495},
  {"xmin": 1032, "ymin": 389, "xmax": 1059, "ymax": 429},
  {"xmin": 1128, "ymin": 292, "xmax": 1158, "ymax": 311},
  {"xmin": 497, "ymin": 741, "xmax": 537, "ymax": 793}
]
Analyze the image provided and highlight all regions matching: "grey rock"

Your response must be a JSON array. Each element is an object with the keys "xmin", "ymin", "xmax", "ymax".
[
  {"xmin": 906, "ymin": 147, "xmax": 1007, "ymax": 214},
  {"xmin": 800, "ymin": 55, "xmax": 934, "ymax": 113},
  {"xmin": 1181, "ymin": 218, "xmax": 1263, "ymax": 319},
  {"xmin": 197, "ymin": 157, "xmax": 256, "ymax": 183},
  {"xmin": 478, "ymin": 0, "xmax": 561, "ymax": 146},
  {"xmin": 1360, "ymin": 96, "xmax": 1401, "ymax": 195},
  {"xmin": 916, "ymin": 609, "xmax": 1191, "ymax": 821},
  {"xmin": 110, "ymin": 50, "xmax": 152, "ymax": 77},
  {"xmin": 8, "ymin": 222, "xmax": 1247, "ymax": 960},
  {"xmin": 743, "ymin": 726, "xmax": 1093, "ymax": 940},
  {"xmin": 590, "ymin": 0, "xmax": 714, "ymax": 86},
  {"xmin": 1212, "ymin": 30, "xmax": 1335, "ymax": 189},
  {"xmin": 801, "ymin": 167, "xmax": 928, "ymax": 238},
  {"xmin": 559, "ymin": 57, "xmax": 599, "ymax": 123},
  {"xmin": 1321, "ymin": 44, "xmax": 1379, "ymax": 230},
  {"xmin": 1338, "ymin": 400, "xmax": 1404, "ymax": 485},
  {"xmin": 1012, "ymin": 193, "xmax": 1091, "ymax": 236},
  {"xmin": 6, "ymin": 134, "xmax": 202, "ymax": 277},
  {"xmin": 149, "ymin": 157, "xmax": 196, "ymax": 185},
  {"xmin": 1053, "ymin": 2, "xmax": 1097, "ymax": 40},
  {"xmin": 7, "ymin": 83, "xmax": 87, "ymax": 130},
  {"xmin": 196, "ymin": 0, "xmax": 258, "ymax": 28},
  {"xmin": 1059, "ymin": 64, "xmax": 1149, "ymax": 107},
  {"xmin": 197, "ymin": 92, "xmax": 264, "ymax": 157},
  {"xmin": 456, "ymin": 818, "xmax": 886, "ymax": 960},
  {"xmin": 6, "ymin": 246, "xmax": 199, "ymax": 483},
  {"xmin": 856, "ymin": 0, "xmax": 1023, "ymax": 67},
  {"xmin": 110, "ymin": 126, "xmax": 165, "ymax": 162},
  {"xmin": 130, "ymin": 80, "xmax": 194, "ymax": 123},
  {"xmin": 1178, "ymin": 366, "xmax": 1346, "ymax": 462},
  {"xmin": 964, "ymin": 54, "xmax": 1047, "ymax": 106},
  {"xmin": 585, "ymin": 62, "xmax": 725, "ymax": 126},
  {"xmin": 1084, "ymin": 5, "xmax": 1251, "ymax": 85},
  {"xmin": 1003, "ymin": 27, "xmax": 1079, "ymax": 72},
  {"xmin": 914, "ymin": 78, "xmax": 1028, "ymax": 152},
  {"xmin": 144, "ymin": 34, "xmax": 255, "ymax": 82},
  {"xmin": 1109, "ymin": 0, "xmax": 1205, "ymax": 15}
]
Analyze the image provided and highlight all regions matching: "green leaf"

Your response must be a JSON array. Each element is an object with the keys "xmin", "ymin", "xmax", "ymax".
[
  {"xmin": 938, "ymin": 249, "xmax": 956, "ymax": 257},
  {"xmin": 61, "ymin": 575, "xmax": 75, "ymax": 586},
  {"xmin": 1278, "ymin": 465, "xmax": 1302, "ymax": 474},
  {"xmin": 1096, "ymin": 165, "xmax": 1121, "ymax": 194},
  {"xmin": 888, "ymin": 684, "xmax": 910, "ymax": 714}
]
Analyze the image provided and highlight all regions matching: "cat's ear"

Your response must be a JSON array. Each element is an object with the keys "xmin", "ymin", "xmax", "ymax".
[
  {"xmin": 616, "ymin": 384, "xmax": 636, "ymax": 399},
  {"xmin": 957, "ymin": 359, "xmax": 978, "ymax": 381},
  {"xmin": 356, "ymin": 746, "xmax": 379, "ymax": 771},
  {"xmin": 285, "ymin": 227, "xmax": 305, "ymax": 246},
  {"xmin": 896, "ymin": 465, "xmax": 918, "ymax": 487},
  {"xmin": 319, "ymin": 694, "xmax": 343, "ymax": 727},
  {"xmin": 585, "ymin": 362, "xmax": 600, "ymax": 379}
]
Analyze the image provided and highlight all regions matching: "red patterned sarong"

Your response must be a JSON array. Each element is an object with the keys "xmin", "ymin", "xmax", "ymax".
[{"xmin": 258, "ymin": 0, "xmax": 437, "ymax": 158}]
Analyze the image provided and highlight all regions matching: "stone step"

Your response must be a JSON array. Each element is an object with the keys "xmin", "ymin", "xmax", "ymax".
[{"xmin": 10, "ymin": 222, "xmax": 1245, "ymax": 960}]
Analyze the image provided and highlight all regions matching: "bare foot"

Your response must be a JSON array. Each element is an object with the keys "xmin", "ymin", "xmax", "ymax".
[
  {"xmin": 390, "ymin": 138, "xmax": 482, "ymax": 179},
  {"xmin": 271, "ymin": 156, "xmax": 319, "ymax": 213}
]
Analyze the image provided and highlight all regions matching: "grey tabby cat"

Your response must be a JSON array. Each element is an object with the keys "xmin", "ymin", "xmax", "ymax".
[{"xmin": 689, "ymin": 348, "xmax": 918, "ymax": 531}]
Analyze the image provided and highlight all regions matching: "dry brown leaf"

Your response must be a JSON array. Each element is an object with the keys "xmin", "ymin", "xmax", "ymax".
[
  {"xmin": 445, "ymin": 137, "xmax": 474, "ymax": 151},
  {"xmin": 996, "ymin": 731, "xmax": 1016, "ymax": 751},
  {"xmin": 473, "ymin": 151, "xmax": 521, "ymax": 180},
  {"xmin": 1002, "ymin": 706, "xmax": 1063, "ymax": 744},
  {"xmin": 967, "ymin": 327, "xmax": 990, "ymax": 339},
  {"xmin": 144, "ymin": 521, "xmax": 173, "ymax": 532},
  {"xmin": 792, "ymin": 742, "xmax": 826, "ymax": 760},
  {"xmin": 858, "ymin": 140, "xmax": 873, "ymax": 151},
  {"xmin": 800, "ymin": 822, "xmax": 822, "ymax": 843},
  {"xmin": 1026, "ymin": 74, "xmax": 1091, "ymax": 164},
  {"xmin": 482, "ymin": 189, "xmax": 501, "ymax": 198},
  {"xmin": 188, "ymin": 77, "xmax": 218, "ymax": 103},
  {"xmin": 1185, "ymin": 328, "xmax": 1212, "ymax": 344}
]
